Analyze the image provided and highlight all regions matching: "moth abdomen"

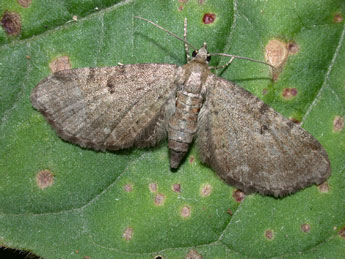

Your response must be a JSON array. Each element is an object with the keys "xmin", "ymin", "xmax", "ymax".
[{"xmin": 168, "ymin": 90, "xmax": 203, "ymax": 168}]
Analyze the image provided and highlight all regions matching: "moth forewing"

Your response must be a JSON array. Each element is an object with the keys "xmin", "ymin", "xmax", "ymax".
[
  {"xmin": 31, "ymin": 64, "xmax": 179, "ymax": 150},
  {"xmin": 31, "ymin": 17, "xmax": 331, "ymax": 197}
]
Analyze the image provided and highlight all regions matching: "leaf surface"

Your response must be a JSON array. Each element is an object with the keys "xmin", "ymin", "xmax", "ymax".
[{"xmin": 0, "ymin": 0, "xmax": 344, "ymax": 258}]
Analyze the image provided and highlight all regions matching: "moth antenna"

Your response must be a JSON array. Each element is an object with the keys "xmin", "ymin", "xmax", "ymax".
[
  {"xmin": 134, "ymin": 16, "xmax": 197, "ymax": 51},
  {"xmin": 210, "ymin": 53, "xmax": 274, "ymax": 68},
  {"xmin": 184, "ymin": 18, "xmax": 191, "ymax": 61}
]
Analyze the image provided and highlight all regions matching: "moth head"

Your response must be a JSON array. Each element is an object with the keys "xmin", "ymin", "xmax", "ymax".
[{"xmin": 192, "ymin": 42, "xmax": 211, "ymax": 63}]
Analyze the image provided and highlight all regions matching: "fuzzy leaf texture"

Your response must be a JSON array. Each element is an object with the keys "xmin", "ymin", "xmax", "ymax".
[{"xmin": 0, "ymin": 0, "xmax": 344, "ymax": 258}]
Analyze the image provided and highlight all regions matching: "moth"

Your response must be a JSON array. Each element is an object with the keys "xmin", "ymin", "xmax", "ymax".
[{"xmin": 31, "ymin": 16, "xmax": 331, "ymax": 197}]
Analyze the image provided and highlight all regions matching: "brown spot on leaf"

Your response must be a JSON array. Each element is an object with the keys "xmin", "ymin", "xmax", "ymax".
[
  {"xmin": 49, "ymin": 56, "xmax": 71, "ymax": 73},
  {"xmin": 339, "ymin": 226, "xmax": 345, "ymax": 239},
  {"xmin": 265, "ymin": 229, "xmax": 274, "ymax": 240},
  {"xmin": 200, "ymin": 183, "xmax": 212, "ymax": 197},
  {"xmin": 287, "ymin": 42, "xmax": 299, "ymax": 54},
  {"xmin": 172, "ymin": 183, "xmax": 181, "ymax": 193},
  {"xmin": 333, "ymin": 116, "xmax": 344, "ymax": 132},
  {"xmin": 265, "ymin": 39, "xmax": 298, "ymax": 81},
  {"xmin": 262, "ymin": 88, "xmax": 268, "ymax": 95},
  {"xmin": 1, "ymin": 11, "xmax": 21, "ymax": 36},
  {"xmin": 189, "ymin": 155, "xmax": 195, "ymax": 163},
  {"xmin": 17, "ymin": 0, "xmax": 32, "ymax": 8},
  {"xmin": 149, "ymin": 183, "xmax": 157, "ymax": 193},
  {"xmin": 265, "ymin": 39, "xmax": 289, "ymax": 68},
  {"xmin": 154, "ymin": 193, "xmax": 165, "ymax": 206},
  {"xmin": 124, "ymin": 184, "xmax": 133, "ymax": 192},
  {"xmin": 232, "ymin": 189, "xmax": 245, "ymax": 202},
  {"xmin": 84, "ymin": 257, "xmax": 91, "ymax": 259},
  {"xmin": 25, "ymin": 55, "xmax": 31, "ymax": 59},
  {"xmin": 181, "ymin": 205, "xmax": 191, "ymax": 218},
  {"xmin": 122, "ymin": 227, "xmax": 133, "ymax": 241},
  {"xmin": 333, "ymin": 13, "xmax": 343, "ymax": 23},
  {"xmin": 289, "ymin": 117, "xmax": 301, "ymax": 124},
  {"xmin": 318, "ymin": 182, "xmax": 329, "ymax": 193},
  {"xmin": 282, "ymin": 87, "xmax": 298, "ymax": 100},
  {"xmin": 178, "ymin": 0, "xmax": 188, "ymax": 11},
  {"xmin": 36, "ymin": 170, "xmax": 54, "ymax": 189},
  {"xmin": 186, "ymin": 249, "xmax": 202, "ymax": 259},
  {"xmin": 202, "ymin": 13, "xmax": 216, "ymax": 24},
  {"xmin": 227, "ymin": 208, "xmax": 233, "ymax": 216},
  {"xmin": 301, "ymin": 223, "xmax": 311, "ymax": 233}
]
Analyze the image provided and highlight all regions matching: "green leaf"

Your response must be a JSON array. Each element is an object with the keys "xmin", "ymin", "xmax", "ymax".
[{"xmin": 1, "ymin": 0, "xmax": 344, "ymax": 258}]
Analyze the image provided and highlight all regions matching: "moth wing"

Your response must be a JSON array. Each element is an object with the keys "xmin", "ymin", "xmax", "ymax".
[
  {"xmin": 197, "ymin": 75, "xmax": 331, "ymax": 197},
  {"xmin": 31, "ymin": 64, "xmax": 179, "ymax": 150}
]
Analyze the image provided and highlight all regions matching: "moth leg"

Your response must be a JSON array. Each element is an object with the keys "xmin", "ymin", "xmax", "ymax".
[
  {"xmin": 209, "ymin": 56, "xmax": 235, "ymax": 70},
  {"xmin": 184, "ymin": 18, "xmax": 191, "ymax": 61}
]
